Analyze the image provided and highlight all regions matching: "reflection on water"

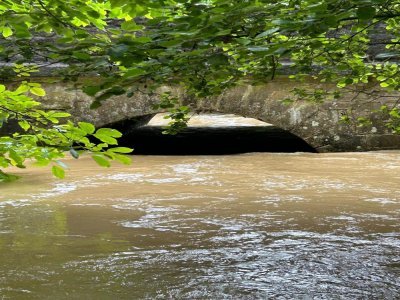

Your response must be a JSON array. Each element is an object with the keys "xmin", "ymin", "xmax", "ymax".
[{"xmin": 0, "ymin": 152, "xmax": 400, "ymax": 299}]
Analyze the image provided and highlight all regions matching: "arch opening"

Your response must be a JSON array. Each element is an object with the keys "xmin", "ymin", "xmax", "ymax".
[{"xmin": 103, "ymin": 113, "xmax": 317, "ymax": 155}]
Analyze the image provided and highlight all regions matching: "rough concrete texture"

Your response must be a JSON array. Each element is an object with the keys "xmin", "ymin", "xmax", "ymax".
[{"xmin": 30, "ymin": 77, "xmax": 400, "ymax": 152}]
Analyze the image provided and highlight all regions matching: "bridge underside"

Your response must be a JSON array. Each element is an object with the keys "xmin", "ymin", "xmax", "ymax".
[{"xmin": 102, "ymin": 115, "xmax": 317, "ymax": 155}]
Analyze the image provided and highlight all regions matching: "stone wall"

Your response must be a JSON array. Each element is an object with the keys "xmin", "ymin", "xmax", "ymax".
[{"xmin": 19, "ymin": 77, "xmax": 400, "ymax": 152}]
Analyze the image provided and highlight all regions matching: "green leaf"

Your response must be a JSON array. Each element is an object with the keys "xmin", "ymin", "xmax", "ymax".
[
  {"xmin": 96, "ymin": 128, "xmax": 122, "ymax": 138},
  {"xmin": 52, "ymin": 165, "xmax": 65, "ymax": 179},
  {"xmin": 9, "ymin": 149, "xmax": 23, "ymax": 166},
  {"xmin": 72, "ymin": 51, "xmax": 92, "ymax": 60},
  {"xmin": 2, "ymin": 26, "xmax": 13, "ymax": 38},
  {"xmin": 83, "ymin": 86, "xmax": 101, "ymax": 96},
  {"xmin": 308, "ymin": 2, "xmax": 328, "ymax": 12},
  {"xmin": 34, "ymin": 159, "xmax": 51, "ymax": 167},
  {"xmin": 324, "ymin": 16, "xmax": 337, "ymax": 27},
  {"xmin": 78, "ymin": 122, "xmax": 95, "ymax": 134},
  {"xmin": 30, "ymin": 87, "xmax": 46, "ymax": 96},
  {"xmin": 123, "ymin": 68, "xmax": 147, "ymax": 78},
  {"xmin": 13, "ymin": 23, "xmax": 30, "ymax": 38},
  {"xmin": 93, "ymin": 133, "xmax": 118, "ymax": 145},
  {"xmin": 92, "ymin": 154, "xmax": 111, "ymax": 167},
  {"xmin": 108, "ymin": 147, "xmax": 133, "ymax": 153},
  {"xmin": 50, "ymin": 112, "xmax": 71, "ymax": 118},
  {"xmin": 357, "ymin": 6, "xmax": 376, "ymax": 20},
  {"xmin": 15, "ymin": 84, "xmax": 30, "ymax": 94},
  {"xmin": 87, "ymin": 10, "xmax": 101, "ymax": 19},
  {"xmin": 114, "ymin": 153, "xmax": 132, "ymax": 165},
  {"xmin": 208, "ymin": 54, "xmax": 229, "ymax": 66},
  {"xmin": 380, "ymin": 82, "xmax": 390, "ymax": 88},
  {"xmin": 94, "ymin": 128, "xmax": 122, "ymax": 145},
  {"xmin": 18, "ymin": 121, "xmax": 30, "ymax": 131},
  {"xmin": 344, "ymin": 78, "xmax": 353, "ymax": 85},
  {"xmin": 121, "ymin": 21, "xmax": 143, "ymax": 31},
  {"xmin": 134, "ymin": 36, "xmax": 151, "ymax": 43},
  {"xmin": 255, "ymin": 28, "xmax": 280, "ymax": 39}
]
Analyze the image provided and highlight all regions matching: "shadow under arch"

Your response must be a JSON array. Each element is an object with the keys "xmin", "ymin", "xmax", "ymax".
[{"xmin": 102, "ymin": 113, "xmax": 317, "ymax": 155}]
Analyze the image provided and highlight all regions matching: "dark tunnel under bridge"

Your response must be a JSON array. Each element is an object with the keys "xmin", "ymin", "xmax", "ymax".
[{"xmin": 102, "ymin": 113, "xmax": 317, "ymax": 155}]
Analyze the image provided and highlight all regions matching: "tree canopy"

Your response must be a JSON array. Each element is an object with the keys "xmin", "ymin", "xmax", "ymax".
[{"xmin": 1, "ymin": 0, "xmax": 400, "ymax": 181}]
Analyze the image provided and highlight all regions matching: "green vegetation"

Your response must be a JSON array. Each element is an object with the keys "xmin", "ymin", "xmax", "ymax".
[{"xmin": 1, "ymin": 0, "xmax": 400, "ymax": 181}]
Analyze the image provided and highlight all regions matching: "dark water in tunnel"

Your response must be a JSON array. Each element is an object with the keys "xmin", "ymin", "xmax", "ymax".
[{"xmin": 111, "ymin": 126, "xmax": 316, "ymax": 155}]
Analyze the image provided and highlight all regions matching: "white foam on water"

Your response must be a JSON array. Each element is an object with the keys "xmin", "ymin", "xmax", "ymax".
[
  {"xmin": 27, "ymin": 183, "xmax": 78, "ymax": 200},
  {"xmin": 105, "ymin": 173, "xmax": 145, "ymax": 182},
  {"xmin": 364, "ymin": 198, "xmax": 398, "ymax": 205},
  {"xmin": 0, "ymin": 199, "xmax": 31, "ymax": 208},
  {"xmin": 146, "ymin": 177, "xmax": 183, "ymax": 183}
]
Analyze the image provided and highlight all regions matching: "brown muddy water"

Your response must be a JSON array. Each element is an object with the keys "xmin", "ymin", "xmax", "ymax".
[{"xmin": 0, "ymin": 152, "xmax": 400, "ymax": 299}]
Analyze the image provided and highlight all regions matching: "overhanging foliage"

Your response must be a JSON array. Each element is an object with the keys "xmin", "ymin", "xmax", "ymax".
[{"xmin": 1, "ymin": 0, "xmax": 400, "ymax": 180}]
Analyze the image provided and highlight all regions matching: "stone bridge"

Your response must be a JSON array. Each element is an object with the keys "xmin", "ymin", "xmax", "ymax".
[{"xmin": 31, "ymin": 77, "xmax": 400, "ymax": 152}]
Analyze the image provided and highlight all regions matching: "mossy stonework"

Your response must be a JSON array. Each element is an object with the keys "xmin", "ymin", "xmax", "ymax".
[{"xmin": 29, "ymin": 77, "xmax": 400, "ymax": 152}]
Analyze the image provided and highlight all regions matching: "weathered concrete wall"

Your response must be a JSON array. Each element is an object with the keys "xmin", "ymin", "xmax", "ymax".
[{"xmin": 29, "ymin": 77, "xmax": 400, "ymax": 152}]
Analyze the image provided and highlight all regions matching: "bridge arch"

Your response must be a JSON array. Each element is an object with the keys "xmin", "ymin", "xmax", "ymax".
[
  {"xmin": 35, "ymin": 78, "xmax": 400, "ymax": 152},
  {"xmin": 99, "ymin": 112, "xmax": 317, "ymax": 154}
]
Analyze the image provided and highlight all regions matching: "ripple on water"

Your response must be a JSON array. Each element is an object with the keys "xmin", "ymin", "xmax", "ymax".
[
  {"xmin": 0, "ymin": 199, "xmax": 31, "ymax": 208},
  {"xmin": 58, "ymin": 228, "xmax": 400, "ymax": 299},
  {"xmin": 105, "ymin": 173, "xmax": 145, "ymax": 182},
  {"xmin": 32, "ymin": 183, "xmax": 77, "ymax": 199},
  {"xmin": 364, "ymin": 197, "xmax": 399, "ymax": 205}
]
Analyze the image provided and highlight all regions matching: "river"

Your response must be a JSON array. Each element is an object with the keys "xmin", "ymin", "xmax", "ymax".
[{"xmin": 0, "ymin": 150, "xmax": 399, "ymax": 299}]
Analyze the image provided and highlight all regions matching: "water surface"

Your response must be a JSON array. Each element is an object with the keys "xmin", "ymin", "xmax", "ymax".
[{"xmin": 0, "ymin": 152, "xmax": 399, "ymax": 299}]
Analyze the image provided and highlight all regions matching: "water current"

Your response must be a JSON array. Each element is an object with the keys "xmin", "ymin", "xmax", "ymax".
[{"xmin": 0, "ymin": 150, "xmax": 399, "ymax": 299}]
